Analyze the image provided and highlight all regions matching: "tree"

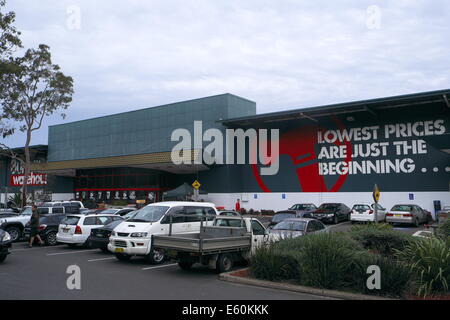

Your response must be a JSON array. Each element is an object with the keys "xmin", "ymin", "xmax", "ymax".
[
  {"xmin": 0, "ymin": 0, "xmax": 21, "ymax": 59},
  {"xmin": 0, "ymin": 44, "xmax": 74, "ymax": 206}
]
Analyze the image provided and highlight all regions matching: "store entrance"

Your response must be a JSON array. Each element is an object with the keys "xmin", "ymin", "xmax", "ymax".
[{"xmin": 73, "ymin": 167, "xmax": 176, "ymax": 205}]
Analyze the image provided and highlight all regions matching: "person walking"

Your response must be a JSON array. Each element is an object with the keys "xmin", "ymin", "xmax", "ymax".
[
  {"xmin": 235, "ymin": 199, "xmax": 241, "ymax": 212},
  {"xmin": 28, "ymin": 205, "xmax": 44, "ymax": 248}
]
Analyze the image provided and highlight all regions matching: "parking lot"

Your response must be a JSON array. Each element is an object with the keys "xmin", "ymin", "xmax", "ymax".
[
  {"xmin": 0, "ymin": 218, "xmax": 427, "ymax": 300},
  {"xmin": 0, "ymin": 242, "xmax": 336, "ymax": 300}
]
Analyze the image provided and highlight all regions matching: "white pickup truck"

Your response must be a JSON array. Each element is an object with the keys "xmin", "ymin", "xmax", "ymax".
[{"xmin": 151, "ymin": 216, "xmax": 270, "ymax": 273}]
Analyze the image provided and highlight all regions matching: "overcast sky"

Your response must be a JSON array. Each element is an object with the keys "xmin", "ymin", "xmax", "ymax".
[{"xmin": 3, "ymin": 0, "xmax": 450, "ymax": 147}]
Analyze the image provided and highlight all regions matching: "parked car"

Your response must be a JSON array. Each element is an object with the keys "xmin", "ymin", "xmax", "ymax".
[
  {"xmin": 386, "ymin": 204, "xmax": 428, "ymax": 226},
  {"xmin": 312, "ymin": 203, "xmax": 351, "ymax": 224},
  {"xmin": 108, "ymin": 201, "xmax": 219, "ymax": 264},
  {"xmin": 57, "ymin": 213, "xmax": 124, "ymax": 247},
  {"xmin": 42, "ymin": 201, "xmax": 84, "ymax": 209},
  {"xmin": 0, "ymin": 229, "xmax": 12, "ymax": 263},
  {"xmin": 268, "ymin": 218, "xmax": 328, "ymax": 240},
  {"xmin": 98, "ymin": 208, "xmax": 136, "ymax": 216},
  {"xmin": 23, "ymin": 214, "xmax": 67, "ymax": 246},
  {"xmin": 268, "ymin": 210, "xmax": 297, "ymax": 228},
  {"xmin": 152, "ymin": 216, "xmax": 269, "ymax": 273},
  {"xmin": 350, "ymin": 203, "xmax": 386, "ymax": 223},
  {"xmin": 0, "ymin": 206, "xmax": 33, "ymax": 242},
  {"xmin": 87, "ymin": 210, "xmax": 138, "ymax": 252},
  {"xmin": 218, "ymin": 210, "xmax": 241, "ymax": 217},
  {"xmin": 288, "ymin": 203, "xmax": 317, "ymax": 218}
]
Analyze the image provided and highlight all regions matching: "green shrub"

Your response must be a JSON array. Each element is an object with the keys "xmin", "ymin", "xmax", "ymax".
[
  {"xmin": 354, "ymin": 254, "xmax": 414, "ymax": 297},
  {"xmin": 349, "ymin": 224, "xmax": 415, "ymax": 256},
  {"xmin": 251, "ymin": 246, "xmax": 300, "ymax": 281},
  {"xmin": 396, "ymin": 237, "xmax": 450, "ymax": 297},
  {"xmin": 437, "ymin": 219, "xmax": 450, "ymax": 239},
  {"xmin": 350, "ymin": 222, "xmax": 393, "ymax": 232},
  {"xmin": 293, "ymin": 233, "xmax": 367, "ymax": 290}
]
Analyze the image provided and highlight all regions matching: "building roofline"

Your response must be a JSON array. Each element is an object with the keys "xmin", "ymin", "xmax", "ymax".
[
  {"xmin": 49, "ymin": 93, "xmax": 255, "ymax": 128},
  {"xmin": 219, "ymin": 88, "xmax": 450, "ymax": 125}
]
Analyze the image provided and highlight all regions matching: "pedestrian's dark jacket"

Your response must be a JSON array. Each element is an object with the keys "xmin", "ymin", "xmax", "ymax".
[{"xmin": 30, "ymin": 210, "xmax": 40, "ymax": 229}]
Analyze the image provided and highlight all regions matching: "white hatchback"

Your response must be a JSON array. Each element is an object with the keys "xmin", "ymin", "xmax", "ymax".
[
  {"xmin": 57, "ymin": 214, "xmax": 123, "ymax": 246},
  {"xmin": 350, "ymin": 203, "xmax": 386, "ymax": 223}
]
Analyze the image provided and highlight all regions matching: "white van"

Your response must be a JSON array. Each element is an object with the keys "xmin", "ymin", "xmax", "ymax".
[{"xmin": 108, "ymin": 201, "xmax": 218, "ymax": 264}]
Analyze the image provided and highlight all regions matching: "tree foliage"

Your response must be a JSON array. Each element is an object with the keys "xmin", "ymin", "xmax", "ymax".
[{"xmin": 0, "ymin": 0, "xmax": 22, "ymax": 59}]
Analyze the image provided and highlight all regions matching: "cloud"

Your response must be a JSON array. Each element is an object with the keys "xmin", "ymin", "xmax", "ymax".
[{"xmin": 3, "ymin": 0, "xmax": 450, "ymax": 147}]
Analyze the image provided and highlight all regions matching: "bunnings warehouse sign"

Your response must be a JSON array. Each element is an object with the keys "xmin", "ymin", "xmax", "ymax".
[{"xmin": 9, "ymin": 159, "xmax": 47, "ymax": 187}]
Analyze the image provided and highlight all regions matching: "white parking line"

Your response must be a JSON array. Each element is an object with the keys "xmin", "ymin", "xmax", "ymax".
[
  {"xmin": 11, "ymin": 245, "xmax": 63, "ymax": 252},
  {"xmin": 88, "ymin": 257, "xmax": 116, "ymax": 262},
  {"xmin": 47, "ymin": 249, "xmax": 98, "ymax": 256},
  {"xmin": 141, "ymin": 263, "xmax": 178, "ymax": 271}
]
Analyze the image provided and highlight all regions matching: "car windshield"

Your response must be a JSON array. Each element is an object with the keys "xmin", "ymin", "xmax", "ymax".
[
  {"xmin": 100, "ymin": 209, "xmax": 119, "ymax": 214},
  {"xmin": 391, "ymin": 205, "xmax": 413, "ymax": 211},
  {"xmin": 214, "ymin": 218, "xmax": 245, "ymax": 227},
  {"xmin": 21, "ymin": 207, "xmax": 32, "ymax": 215},
  {"xmin": 124, "ymin": 210, "xmax": 139, "ymax": 220},
  {"xmin": 290, "ymin": 204, "xmax": 311, "ymax": 210},
  {"xmin": 353, "ymin": 205, "xmax": 370, "ymax": 210},
  {"xmin": 319, "ymin": 204, "xmax": 339, "ymax": 210},
  {"xmin": 127, "ymin": 206, "xmax": 169, "ymax": 222},
  {"xmin": 272, "ymin": 213, "xmax": 295, "ymax": 223},
  {"xmin": 61, "ymin": 216, "xmax": 80, "ymax": 225},
  {"xmin": 273, "ymin": 220, "xmax": 306, "ymax": 231}
]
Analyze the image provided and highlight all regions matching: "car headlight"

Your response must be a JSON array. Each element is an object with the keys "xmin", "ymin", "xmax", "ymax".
[
  {"xmin": 327, "ymin": 214, "xmax": 334, "ymax": 217},
  {"xmin": 2, "ymin": 232, "xmax": 11, "ymax": 242},
  {"xmin": 130, "ymin": 232, "xmax": 148, "ymax": 238},
  {"xmin": 111, "ymin": 231, "xmax": 117, "ymax": 236}
]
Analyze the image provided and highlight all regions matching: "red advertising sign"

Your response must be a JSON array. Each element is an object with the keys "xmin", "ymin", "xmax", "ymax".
[{"xmin": 10, "ymin": 173, "xmax": 48, "ymax": 187}]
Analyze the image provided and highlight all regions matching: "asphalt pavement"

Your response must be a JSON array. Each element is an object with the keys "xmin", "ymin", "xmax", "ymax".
[{"xmin": 0, "ymin": 243, "xmax": 333, "ymax": 300}]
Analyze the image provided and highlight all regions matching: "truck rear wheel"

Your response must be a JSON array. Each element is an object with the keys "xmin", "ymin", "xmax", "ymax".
[
  {"xmin": 216, "ymin": 253, "xmax": 233, "ymax": 273},
  {"xmin": 178, "ymin": 261, "xmax": 193, "ymax": 270}
]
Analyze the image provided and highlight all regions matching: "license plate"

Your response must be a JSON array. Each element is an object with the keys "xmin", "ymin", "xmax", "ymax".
[
  {"xmin": 115, "ymin": 248, "xmax": 124, "ymax": 253},
  {"xmin": 395, "ymin": 214, "xmax": 402, "ymax": 218},
  {"xmin": 63, "ymin": 229, "xmax": 69, "ymax": 233}
]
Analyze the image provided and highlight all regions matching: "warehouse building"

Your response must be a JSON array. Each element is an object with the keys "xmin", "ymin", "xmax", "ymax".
[{"xmin": 1, "ymin": 89, "xmax": 449, "ymax": 216}]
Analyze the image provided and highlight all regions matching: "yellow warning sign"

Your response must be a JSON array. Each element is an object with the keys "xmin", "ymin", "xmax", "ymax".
[
  {"xmin": 373, "ymin": 184, "xmax": 380, "ymax": 203},
  {"xmin": 192, "ymin": 180, "xmax": 201, "ymax": 190}
]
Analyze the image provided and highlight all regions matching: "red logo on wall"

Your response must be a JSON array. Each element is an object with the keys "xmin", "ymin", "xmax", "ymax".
[
  {"xmin": 252, "ymin": 117, "xmax": 353, "ymax": 193},
  {"xmin": 10, "ymin": 173, "xmax": 48, "ymax": 187}
]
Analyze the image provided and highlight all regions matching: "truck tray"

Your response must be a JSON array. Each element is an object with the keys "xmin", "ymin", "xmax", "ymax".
[{"xmin": 152, "ymin": 231, "xmax": 252, "ymax": 254}]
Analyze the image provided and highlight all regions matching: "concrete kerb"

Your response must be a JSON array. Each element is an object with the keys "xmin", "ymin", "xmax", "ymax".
[{"xmin": 219, "ymin": 268, "xmax": 396, "ymax": 300}]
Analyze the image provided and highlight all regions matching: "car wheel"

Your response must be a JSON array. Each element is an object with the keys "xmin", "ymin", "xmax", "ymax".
[
  {"xmin": 146, "ymin": 249, "xmax": 165, "ymax": 264},
  {"xmin": 115, "ymin": 253, "xmax": 131, "ymax": 261},
  {"xmin": 216, "ymin": 253, "xmax": 234, "ymax": 273},
  {"xmin": 6, "ymin": 227, "xmax": 21, "ymax": 242},
  {"xmin": 0, "ymin": 254, "xmax": 7, "ymax": 263},
  {"xmin": 45, "ymin": 231, "xmax": 58, "ymax": 246},
  {"xmin": 178, "ymin": 261, "xmax": 193, "ymax": 270}
]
